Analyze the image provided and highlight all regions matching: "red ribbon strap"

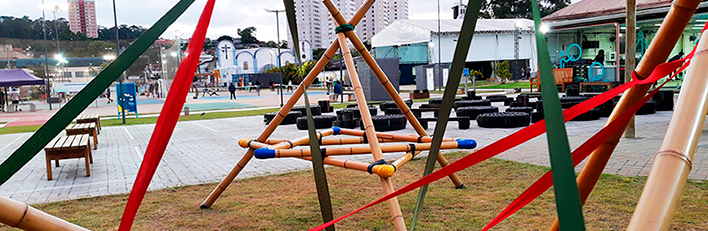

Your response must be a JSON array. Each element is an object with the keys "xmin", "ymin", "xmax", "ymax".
[{"xmin": 118, "ymin": 1, "xmax": 216, "ymax": 230}]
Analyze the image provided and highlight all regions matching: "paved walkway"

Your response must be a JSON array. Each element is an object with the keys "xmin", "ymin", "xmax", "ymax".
[{"xmin": 1, "ymin": 100, "xmax": 707, "ymax": 205}]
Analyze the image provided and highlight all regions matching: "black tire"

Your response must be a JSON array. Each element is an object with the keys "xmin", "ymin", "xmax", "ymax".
[
  {"xmin": 292, "ymin": 105, "xmax": 322, "ymax": 116},
  {"xmin": 334, "ymin": 120, "xmax": 357, "ymax": 129},
  {"xmin": 296, "ymin": 115, "xmax": 337, "ymax": 130},
  {"xmin": 466, "ymin": 91, "xmax": 476, "ymax": 98},
  {"xmin": 456, "ymin": 106, "xmax": 499, "ymax": 120},
  {"xmin": 560, "ymin": 96, "xmax": 590, "ymax": 103},
  {"xmin": 420, "ymin": 104, "xmax": 440, "ymax": 109},
  {"xmin": 486, "ymin": 94, "xmax": 507, "ymax": 99},
  {"xmin": 506, "ymin": 107, "xmax": 533, "ymax": 114},
  {"xmin": 532, "ymin": 100, "xmax": 543, "ymax": 111},
  {"xmin": 636, "ymin": 101, "xmax": 657, "ymax": 115},
  {"xmin": 561, "ymin": 101, "xmax": 581, "ymax": 109},
  {"xmin": 509, "ymin": 101, "xmax": 526, "ymax": 108},
  {"xmin": 463, "ymin": 96, "xmax": 483, "ymax": 100},
  {"xmin": 404, "ymin": 99, "xmax": 413, "ymax": 108},
  {"xmin": 360, "ymin": 115, "xmax": 407, "ymax": 131},
  {"xmin": 572, "ymin": 108, "xmax": 600, "ymax": 121},
  {"xmin": 453, "ymin": 99, "xmax": 492, "ymax": 109},
  {"xmin": 653, "ymin": 90, "xmax": 674, "ymax": 111},
  {"xmin": 336, "ymin": 107, "xmax": 377, "ymax": 122},
  {"xmin": 428, "ymin": 97, "xmax": 443, "ymax": 105},
  {"xmin": 531, "ymin": 111, "xmax": 544, "ymax": 123},
  {"xmin": 265, "ymin": 111, "xmax": 303, "ymax": 125},
  {"xmin": 458, "ymin": 118, "xmax": 471, "ymax": 129},
  {"xmin": 476, "ymin": 112, "xmax": 530, "ymax": 128},
  {"xmin": 379, "ymin": 102, "xmax": 397, "ymax": 111},
  {"xmin": 384, "ymin": 107, "xmax": 403, "ymax": 115},
  {"xmin": 598, "ymin": 99, "xmax": 615, "ymax": 117},
  {"xmin": 565, "ymin": 87, "xmax": 580, "ymax": 96}
]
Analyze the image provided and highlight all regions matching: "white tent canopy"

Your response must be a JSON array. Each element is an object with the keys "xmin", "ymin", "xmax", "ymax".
[{"xmin": 371, "ymin": 19, "xmax": 535, "ymax": 48}]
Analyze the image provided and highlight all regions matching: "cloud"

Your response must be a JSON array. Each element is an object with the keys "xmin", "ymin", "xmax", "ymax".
[{"xmin": 1, "ymin": 0, "xmax": 464, "ymax": 41}]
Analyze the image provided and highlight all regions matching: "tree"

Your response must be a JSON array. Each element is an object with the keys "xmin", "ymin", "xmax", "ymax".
[
  {"xmin": 494, "ymin": 61, "xmax": 513, "ymax": 84},
  {"xmin": 481, "ymin": 0, "xmax": 570, "ymax": 19},
  {"xmin": 237, "ymin": 27, "xmax": 258, "ymax": 44}
]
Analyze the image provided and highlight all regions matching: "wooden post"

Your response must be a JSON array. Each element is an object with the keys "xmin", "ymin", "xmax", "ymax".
[
  {"xmin": 624, "ymin": 0, "xmax": 637, "ymax": 138},
  {"xmin": 627, "ymin": 30, "xmax": 708, "ymax": 230},
  {"xmin": 321, "ymin": 0, "xmax": 465, "ymax": 188},
  {"xmin": 548, "ymin": 0, "xmax": 701, "ymax": 229},
  {"xmin": 337, "ymin": 31, "xmax": 407, "ymax": 231}
]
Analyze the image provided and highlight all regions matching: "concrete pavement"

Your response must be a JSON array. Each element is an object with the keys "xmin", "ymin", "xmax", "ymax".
[{"xmin": 1, "ymin": 99, "xmax": 707, "ymax": 205}]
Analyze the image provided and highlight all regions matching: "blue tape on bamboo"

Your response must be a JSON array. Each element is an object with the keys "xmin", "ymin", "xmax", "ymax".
[
  {"xmin": 335, "ymin": 24, "xmax": 355, "ymax": 33},
  {"xmin": 254, "ymin": 148, "xmax": 276, "ymax": 159}
]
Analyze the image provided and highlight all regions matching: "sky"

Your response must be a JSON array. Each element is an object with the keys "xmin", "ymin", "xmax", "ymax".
[{"xmin": 0, "ymin": 0, "xmax": 581, "ymax": 41}]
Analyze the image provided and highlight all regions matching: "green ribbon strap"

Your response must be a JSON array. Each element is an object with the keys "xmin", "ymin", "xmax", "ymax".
[
  {"xmin": 335, "ymin": 24, "xmax": 355, "ymax": 34},
  {"xmin": 531, "ymin": 0, "xmax": 586, "ymax": 229},
  {"xmin": 410, "ymin": 0, "xmax": 483, "ymax": 229},
  {"xmin": 0, "ymin": 0, "xmax": 196, "ymax": 185}
]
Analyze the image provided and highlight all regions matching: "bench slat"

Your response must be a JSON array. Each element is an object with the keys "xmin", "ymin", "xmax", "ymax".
[
  {"xmin": 45, "ymin": 136, "xmax": 61, "ymax": 150},
  {"xmin": 61, "ymin": 136, "xmax": 74, "ymax": 150},
  {"xmin": 80, "ymin": 134, "xmax": 90, "ymax": 147},
  {"xmin": 70, "ymin": 135, "xmax": 84, "ymax": 149}
]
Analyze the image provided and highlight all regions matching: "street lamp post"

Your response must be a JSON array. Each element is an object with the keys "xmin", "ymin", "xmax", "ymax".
[
  {"xmin": 112, "ymin": 0, "xmax": 125, "ymax": 124},
  {"xmin": 265, "ymin": 8, "xmax": 285, "ymax": 107},
  {"xmin": 51, "ymin": 5, "xmax": 65, "ymax": 52},
  {"xmin": 40, "ymin": 0, "xmax": 52, "ymax": 110}
]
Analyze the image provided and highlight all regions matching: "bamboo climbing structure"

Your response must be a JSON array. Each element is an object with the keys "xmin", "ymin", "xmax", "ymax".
[
  {"xmin": 199, "ymin": 1, "xmax": 475, "ymax": 230},
  {"xmin": 0, "ymin": 196, "xmax": 88, "ymax": 231},
  {"xmin": 549, "ymin": 0, "xmax": 702, "ymax": 229},
  {"xmin": 627, "ymin": 30, "xmax": 708, "ymax": 230}
]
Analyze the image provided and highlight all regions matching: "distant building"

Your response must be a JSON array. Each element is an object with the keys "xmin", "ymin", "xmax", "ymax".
[
  {"xmin": 0, "ymin": 45, "xmax": 32, "ymax": 61},
  {"xmin": 67, "ymin": 0, "xmax": 98, "ymax": 38},
  {"xmin": 289, "ymin": 0, "xmax": 408, "ymax": 49}
]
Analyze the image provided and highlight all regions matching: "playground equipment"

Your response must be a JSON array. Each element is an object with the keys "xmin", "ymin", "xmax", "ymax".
[
  {"xmin": 0, "ymin": 0, "xmax": 707, "ymax": 230},
  {"xmin": 200, "ymin": 1, "xmax": 471, "ymax": 229}
]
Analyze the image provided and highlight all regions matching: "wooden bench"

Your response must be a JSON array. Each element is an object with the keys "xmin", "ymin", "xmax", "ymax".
[
  {"xmin": 66, "ymin": 123, "xmax": 98, "ymax": 149},
  {"xmin": 44, "ymin": 134, "xmax": 93, "ymax": 180},
  {"xmin": 579, "ymin": 81, "xmax": 620, "ymax": 92},
  {"xmin": 530, "ymin": 68, "xmax": 574, "ymax": 92},
  {"xmin": 76, "ymin": 114, "xmax": 101, "ymax": 134},
  {"xmin": 419, "ymin": 117, "xmax": 470, "ymax": 130}
]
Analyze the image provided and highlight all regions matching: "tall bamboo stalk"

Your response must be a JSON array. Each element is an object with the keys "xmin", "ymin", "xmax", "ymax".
[
  {"xmin": 321, "ymin": 0, "xmax": 464, "ymax": 188},
  {"xmin": 627, "ymin": 30, "xmax": 708, "ymax": 230},
  {"xmin": 338, "ymin": 31, "xmax": 407, "ymax": 230},
  {"xmin": 0, "ymin": 196, "xmax": 88, "ymax": 231},
  {"xmin": 200, "ymin": 0, "xmax": 378, "ymax": 208},
  {"xmin": 549, "ymin": 0, "xmax": 701, "ymax": 229}
]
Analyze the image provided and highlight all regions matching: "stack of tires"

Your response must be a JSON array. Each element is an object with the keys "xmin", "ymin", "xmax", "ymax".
[
  {"xmin": 476, "ymin": 112, "xmax": 530, "ymax": 128},
  {"xmin": 296, "ymin": 115, "xmax": 337, "ymax": 130},
  {"xmin": 636, "ymin": 101, "xmax": 657, "ymax": 115},
  {"xmin": 263, "ymin": 111, "xmax": 303, "ymax": 125},
  {"xmin": 456, "ymin": 106, "xmax": 498, "ymax": 120},
  {"xmin": 453, "ymin": 99, "xmax": 491, "ymax": 110},
  {"xmin": 652, "ymin": 90, "xmax": 675, "ymax": 111},
  {"xmin": 560, "ymin": 96, "xmax": 601, "ymax": 121},
  {"xmin": 291, "ymin": 105, "xmax": 322, "ymax": 116},
  {"xmin": 318, "ymin": 100, "xmax": 335, "ymax": 113},
  {"xmin": 486, "ymin": 94, "xmax": 514, "ymax": 106},
  {"xmin": 335, "ymin": 107, "xmax": 378, "ymax": 128},
  {"xmin": 359, "ymin": 115, "xmax": 407, "ymax": 131},
  {"xmin": 463, "ymin": 91, "xmax": 482, "ymax": 100}
]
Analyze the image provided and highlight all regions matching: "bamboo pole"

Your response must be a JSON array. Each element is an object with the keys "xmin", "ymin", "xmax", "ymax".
[
  {"xmin": 548, "ymin": 0, "xmax": 700, "ymax": 229},
  {"xmin": 339, "ymin": 128, "xmax": 455, "ymax": 143},
  {"xmin": 267, "ymin": 137, "xmax": 399, "ymax": 146},
  {"xmin": 321, "ymin": 0, "xmax": 465, "ymax": 188},
  {"xmin": 299, "ymin": 156, "xmax": 397, "ymax": 178},
  {"xmin": 255, "ymin": 140, "xmax": 475, "ymax": 158},
  {"xmin": 200, "ymin": 0, "xmax": 382, "ymax": 208},
  {"xmin": 627, "ymin": 31, "xmax": 708, "ymax": 230},
  {"xmin": 0, "ymin": 196, "xmax": 89, "ymax": 231},
  {"xmin": 338, "ymin": 30, "xmax": 407, "ymax": 230}
]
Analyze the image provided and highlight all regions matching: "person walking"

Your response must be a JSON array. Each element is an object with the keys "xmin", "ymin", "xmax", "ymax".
[
  {"xmin": 332, "ymin": 81, "xmax": 343, "ymax": 101},
  {"xmin": 255, "ymin": 79, "xmax": 261, "ymax": 96},
  {"xmin": 0, "ymin": 89, "xmax": 5, "ymax": 112},
  {"xmin": 106, "ymin": 87, "xmax": 113, "ymax": 103},
  {"xmin": 229, "ymin": 83, "xmax": 237, "ymax": 100},
  {"xmin": 325, "ymin": 77, "xmax": 332, "ymax": 94},
  {"xmin": 269, "ymin": 79, "xmax": 274, "ymax": 91},
  {"xmin": 10, "ymin": 88, "xmax": 20, "ymax": 112}
]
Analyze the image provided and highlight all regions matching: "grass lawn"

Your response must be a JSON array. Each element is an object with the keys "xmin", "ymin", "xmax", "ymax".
[
  {"xmin": 471, "ymin": 81, "xmax": 531, "ymax": 89},
  {"xmin": 5, "ymin": 152, "xmax": 706, "ymax": 230}
]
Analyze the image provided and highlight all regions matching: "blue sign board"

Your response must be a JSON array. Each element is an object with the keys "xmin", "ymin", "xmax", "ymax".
[
  {"xmin": 463, "ymin": 68, "xmax": 470, "ymax": 76},
  {"xmin": 117, "ymin": 83, "xmax": 138, "ymax": 118}
]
